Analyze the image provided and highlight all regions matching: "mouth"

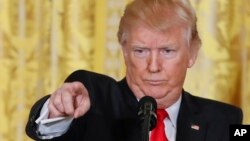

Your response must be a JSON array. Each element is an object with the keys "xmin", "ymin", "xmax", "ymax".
[{"xmin": 144, "ymin": 80, "xmax": 165, "ymax": 85}]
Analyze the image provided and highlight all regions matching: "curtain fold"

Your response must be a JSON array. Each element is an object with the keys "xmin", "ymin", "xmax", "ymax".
[{"xmin": 185, "ymin": 0, "xmax": 250, "ymax": 123}]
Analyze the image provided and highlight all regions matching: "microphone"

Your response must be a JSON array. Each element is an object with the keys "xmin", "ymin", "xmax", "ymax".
[{"xmin": 138, "ymin": 96, "xmax": 157, "ymax": 141}]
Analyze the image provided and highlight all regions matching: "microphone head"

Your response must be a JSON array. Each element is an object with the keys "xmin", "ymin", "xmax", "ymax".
[
  {"xmin": 138, "ymin": 96, "xmax": 157, "ymax": 112},
  {"xmin": 138, "ymin": 96, "xmax": 157, "ymax": 130}
]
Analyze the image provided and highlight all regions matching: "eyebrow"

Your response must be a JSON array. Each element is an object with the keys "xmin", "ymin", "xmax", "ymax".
[
  {"xmin": 130, "ymin": 42, "xmax": 147, "ymax": 46},
  {"xmin": 130, "ymin": 44, "xmax": 149, "ymax": 49},
  {"xmin": 130, "ymin": 43, "xmax": 177, "ymax": 48},
  {"xmin": 160, "ymin": 41, "xmax": 180, "ymax": 48}
]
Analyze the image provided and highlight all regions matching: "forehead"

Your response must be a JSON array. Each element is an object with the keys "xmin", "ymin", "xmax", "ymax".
[{"xmin": 127, "ymin": 25, "xmax": 187, "ymax": 47}]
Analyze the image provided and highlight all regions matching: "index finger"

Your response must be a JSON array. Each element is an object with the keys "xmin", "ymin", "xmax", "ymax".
[{"xmin": 70, "ymin": 81, "xmax": 88, "ymax": 96}]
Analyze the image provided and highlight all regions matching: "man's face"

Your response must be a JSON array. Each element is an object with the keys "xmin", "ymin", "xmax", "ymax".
[{"xmin": 122, "ymin": 25, "xmax": 197, "ymax": 108}]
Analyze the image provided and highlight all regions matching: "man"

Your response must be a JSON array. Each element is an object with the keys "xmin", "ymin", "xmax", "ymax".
[{"xmin": 26, "ymin": 0, "xmax": 243, "ymax": 141}]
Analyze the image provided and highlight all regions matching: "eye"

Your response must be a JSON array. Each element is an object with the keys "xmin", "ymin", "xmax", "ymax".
[
  {"xmin": 161, "ymin": 49, "xmax": 173, "ymax": 54},
  {"xmin": 132, "ymin": 48, "xmax": 149, "ymax": 58},
  {"xmin": 160, "ymin": 48, "xmax": 176, "ymax": 58}
]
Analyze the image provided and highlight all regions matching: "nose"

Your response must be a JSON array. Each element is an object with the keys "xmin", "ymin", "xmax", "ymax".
[{"xmin": 148, "ymin": 52, "xmax": 161, "ymax": 73}]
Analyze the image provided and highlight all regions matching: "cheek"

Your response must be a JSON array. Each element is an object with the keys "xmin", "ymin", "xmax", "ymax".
[
  {"xmin": 162, "ymin": 63, "xmax": 187, "ymax": 88},
  {"xmin": 174, "ymin": 50, "xmax": 190, "ymax": 68},
  {"xmin": 126, "ymin": 56, "xmax": 148, "ymax": 76},
  {"xmin": 127, "ymin": 55, "xmax": 147, "ymax": 68},
  {"xmin": 163, "ymin": 55, "xmax": 189, "ymax": 80}
]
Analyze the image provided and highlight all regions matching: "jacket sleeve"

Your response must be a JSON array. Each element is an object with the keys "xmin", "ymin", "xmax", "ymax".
[{"xmin": 25, "ymin": 95, "xmax": 51, "ymax": 140}]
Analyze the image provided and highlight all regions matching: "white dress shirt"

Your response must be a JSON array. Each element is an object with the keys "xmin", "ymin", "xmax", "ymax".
[
  {"xmin": 36, "ymin": 95, "xmax": 182, "ymax": 141},
  {"xmin": 35, "ymin": 99, "xmax": 74, "ymax": 139},
  {"xmin": 164, "ymin": 95, "xmax": 181, "ymax": 141}
]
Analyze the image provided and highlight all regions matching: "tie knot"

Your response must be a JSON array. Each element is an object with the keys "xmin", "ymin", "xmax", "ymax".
[{"xmin": 157, "ymin": 109, "xmax": 168, "ymax": 121}]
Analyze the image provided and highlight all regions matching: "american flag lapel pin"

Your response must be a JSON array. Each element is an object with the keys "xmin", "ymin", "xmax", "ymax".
[{"xmin": 191, "ymin": 124, "xmax": 200, "ymax": 130}]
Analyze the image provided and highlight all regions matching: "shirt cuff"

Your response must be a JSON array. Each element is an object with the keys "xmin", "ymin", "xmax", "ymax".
[{"xmin": 35, "ymin": 99, "xmax": 74, "ymax": 139}]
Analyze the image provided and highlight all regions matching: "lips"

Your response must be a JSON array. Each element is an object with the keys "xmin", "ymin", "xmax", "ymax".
[{"xmin": 144, "ymin": 80, "xmax": 165, "ymax": 85}]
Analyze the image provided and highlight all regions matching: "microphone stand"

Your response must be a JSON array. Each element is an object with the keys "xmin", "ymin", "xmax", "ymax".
[
  {"xmin": 141, "ymin": 103, "xmax": 154, "ymax": 141},
  {"xmin": 138, "ymin": 96, "xmax": 157, "ymax": 141}
]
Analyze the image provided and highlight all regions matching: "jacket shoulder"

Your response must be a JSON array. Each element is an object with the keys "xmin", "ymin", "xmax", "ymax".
[
  {"xmin": 183, "ymin": 91, "xmax": 243, "ymax": 123},
  {"xmin": 65, "ymin": 69, "xmax": 117, "ymax": 83}
]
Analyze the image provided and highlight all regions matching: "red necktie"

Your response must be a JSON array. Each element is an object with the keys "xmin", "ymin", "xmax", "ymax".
[{"xmin": 150, "ymin": 109, "xmax": 168, "ymax": 141}]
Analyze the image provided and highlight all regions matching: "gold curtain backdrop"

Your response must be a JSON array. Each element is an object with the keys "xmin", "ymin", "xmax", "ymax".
[{"xmin": 0, "ymin": 0, "xmax": 249, "ymax": 141}]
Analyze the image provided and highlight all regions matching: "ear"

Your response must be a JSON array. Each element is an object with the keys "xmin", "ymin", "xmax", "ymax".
[
  {"xmin": 188, "ymin": 44, "xmax": 199, "ymax": 68},
  {"xmin": 188, "ymin": 51, "xmax": 197, "ymax": 68}
]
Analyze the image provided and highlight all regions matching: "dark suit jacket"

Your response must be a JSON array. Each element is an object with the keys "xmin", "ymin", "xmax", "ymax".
[{"xmin": 26, "ymin": 70, "xmax": 243, "ymax": 141}]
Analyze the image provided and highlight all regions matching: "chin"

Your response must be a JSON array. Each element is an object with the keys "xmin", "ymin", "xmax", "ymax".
[{"xmin": 146, "ymin": 92, "xmax": 167, "ymax": 99}]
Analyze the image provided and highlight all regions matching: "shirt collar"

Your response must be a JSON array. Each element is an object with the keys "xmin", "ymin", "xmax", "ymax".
[{"xmin": 166, "ymin": 94, "xmax": 182, "ymax": 128}]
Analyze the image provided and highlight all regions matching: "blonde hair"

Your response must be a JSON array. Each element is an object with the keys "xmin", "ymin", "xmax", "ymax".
[{"xmin": 118, "ymin": 0, "xmax": 201, "ymax": 50}]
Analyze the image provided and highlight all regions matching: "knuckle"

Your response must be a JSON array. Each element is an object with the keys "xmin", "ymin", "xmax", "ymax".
[
  {"xmin": 53, "ymin": 97, "xmax": 62, "ymax": 107},
  {"xmin": 63, "ymin": 83, "xmax": 72, "ymax": 90},
  {"xmin": 63, "ymin": 98, "xmax": 72, "ymax": 106}
]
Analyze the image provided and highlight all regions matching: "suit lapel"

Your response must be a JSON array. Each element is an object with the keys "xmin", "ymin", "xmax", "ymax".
[
  {"xmin": 118, "ymin": 79, "xmax": 208, "ymax": 141},
  {"xmin": 176, "ymin": 91, "xmax": 207, "ymax": 141}
]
